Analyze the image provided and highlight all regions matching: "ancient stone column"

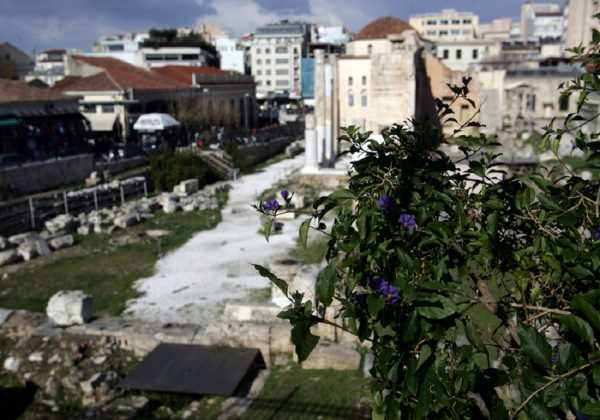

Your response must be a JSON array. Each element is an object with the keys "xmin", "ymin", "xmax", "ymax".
[
  {"xmin": 314, "ymin": 50, "xmax": 326, "ymax": 165},
  {"xmin": 324, "ymin": 62, "xmax": 333, "ymax": 164},
  {"xmin": 303, "ymin": 114, "xmax": 319, "ymax": 173},
  {"xmin": 330, "ymin": 54, "xmax": 339, "ymax": 161}
]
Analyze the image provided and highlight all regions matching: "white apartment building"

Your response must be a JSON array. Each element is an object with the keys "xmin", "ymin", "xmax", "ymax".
[
  {"xmin": 435, "ymin": 39, "xmax": 501, "ymax": 71},
  {"xmin": 215, "ymin": 37, "xmax": 247, "ymax": 74},
  {"xmin": 90, "ymin": 32, "xmax": 211, "ymax": 68},
  {"xmin": 565, "ymin": 0, "xmax": 600, "ymax": 48},
  {"xmin": 409, "ymin": 9, "xmax": 479, "ymax": 41},
  {"xmin": 251, "ymin": 21, "xmax": 309, "ymax": 99},
  {"xmin": 520, "ymin": 3, "xmax": 564, "ymax": 41},
  {"xmin": 25, "ymin": 49, "xmax": 67, "ymax": 86}
]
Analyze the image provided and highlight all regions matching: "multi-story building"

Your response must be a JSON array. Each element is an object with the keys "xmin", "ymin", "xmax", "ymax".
[
  {"xmin": 479, "ymin": 18, "xmax": 514, "ymax": 41},
  {"xmin": 91, "ymin": 31, "xmax": 213, "ymax": 68},
  {"xmin": 250, "ymin": 21, "xmax": 309, "ymax": 99},
  {"xmin": 409, "ymin": 9, "xmax": 480, "ymax": 41},
  {"xmin": 0, "ymin": 42, "xmax": 34, "ymax": 80},
  {"xmin": 520, "ymin": 3, "xmax": 564, "ymax": 41},
  {"xmin": 215, "ymin": 37, "xmax": 248, "ymax": 74},
  {"xmin": 25, "ymin": 49, "xmax": 67, "ymax": 86},
  {"xmin": 434, "ymin": 39, "xmax": 501, "ymax": 71},
  {"xmin": 565, "ymin": 0, "xmax": 600, "ymax": 48}
]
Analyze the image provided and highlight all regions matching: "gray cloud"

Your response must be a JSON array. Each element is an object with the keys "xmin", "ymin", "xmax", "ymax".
[{"xmin": 0, "ymin": 0, "xmax": 565, "ymax": 54}]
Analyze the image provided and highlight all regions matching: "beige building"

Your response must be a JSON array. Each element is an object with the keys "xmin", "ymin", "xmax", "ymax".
[
  {"xmin": 479, "ymin": 18, "xmax": 514, "ymax": 40},
  {"xmin": 409, "ymin": 9, "xmax": 479, "ymax": 41},
  {"xmin": 565, "ymin": 0, "xmax": 600, "ymax": 48}
]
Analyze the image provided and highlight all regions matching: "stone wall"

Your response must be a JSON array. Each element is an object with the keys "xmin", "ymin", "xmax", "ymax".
[
  {"xmin": 0, "ymin": 154, "xmax": 94, "ymax": 195},
  {"xmin": 95, "ymin": 156, "xmax": 148, "ymax": 177}
]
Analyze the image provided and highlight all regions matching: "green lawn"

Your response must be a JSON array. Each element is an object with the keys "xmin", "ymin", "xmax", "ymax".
[
  {"xmin": 238, "ymin": 366, "xmax": 370, "ymax": 420},
  {"xmin": 0, "ymin": 192, "xmax": 227, "ymax": 317}
]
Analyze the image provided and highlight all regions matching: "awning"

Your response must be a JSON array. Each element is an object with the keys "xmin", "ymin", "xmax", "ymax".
[
  {"xmin": 0, "ymin": 118, "xmax": 21, "ymax": 127},
  {"xmin": 133, "ymin": 113, "xmax": 180, "ymax": 132}
]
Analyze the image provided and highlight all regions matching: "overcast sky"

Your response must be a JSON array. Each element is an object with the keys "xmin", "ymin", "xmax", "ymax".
[{"xmin": 0, "ymin": 0, "xmax": 565, "ymax": 54}]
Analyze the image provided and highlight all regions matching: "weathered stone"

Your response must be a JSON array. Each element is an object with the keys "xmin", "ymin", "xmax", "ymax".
[
  {"xmin": 17, "ymin": 240, "xmax": 38, "ymax": 261},
  {"xmin": 28, "ymin": 352, "xmax": 44, "ymax": 362},
  {"xmin": 8, "ymin": 232, "xmax": 37, "ymax": 246},
  {"xmin": 300, "ymin": 343, "xmax": 361, "ymax": 370},
  {"xmin": 0, "ymin": 249, "xmax": 21, "ymax": 266},
  {"xmin": 0, "ymin": 236, "xmax": 7, "ymax": 250},
  {"xmin": 182, "ymin": 203, "xmax": 197, "ymax": 212},
  {"xmin": 77, "ymin": 225, "xmax": 92, "ymax": 236},
  {"xmin": 114, "ymin": 213, "xmax": 140, "ymax": 229},
  {"xmin": 162, "ymin": 199, "xmax": 178, "ymax": 214},
  {"xmin": 47, "ymin": 290, "xmax": 94, "ymax": 326},
  {"xmin": 3, "ymin": 356, "xmax": 20, "ymax": 372},
  {"xmin": 174, "ymin": 179, "xmax": 199, "ymax": 197},
  {"xmin": 93, "ymin": 356, "xmax": 107, "ymax": 365},
  {"xmin": 44, "ymin": 377, "xmax": 61, "ymax": 398},
  {"xmin": 80, "ymin": 372, "xmax": 104, "ymax": 395},
  {"xmin": 48, "ymin": 235, "xmax": 74, "ymax": 251},
  {"xmin": 0, "ymin": 309, "xmax": 13, "ymax": 325},
  {"xmin": 45, "ymin": 214, "xmax": 77, "ymax": 234}
]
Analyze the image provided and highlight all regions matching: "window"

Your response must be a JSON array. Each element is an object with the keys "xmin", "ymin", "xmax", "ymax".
[
  {"xmin": 451, "ymin": 19, "xmax": 461, "ymax": 25},
  {"xmin": 256, "ymin": 70, "xmax": 262, "ymax": 75},
  {"xmin": 266, "ymin": 80, "xmax": 271, "ymax": 86},
  {"xmin": 82, "ymin": 104, "xmax": 96, "ymax": 113},
  {"xmin": 443, "ymin": 49, "xmax": 449, "ymax": 59},
  {"xmin": 275, "ymin": 46, "xmax": 288, "ymax": 54},
  {"xmin": 348, "ymin": 94, "xmax": 354, "ymax": 107},
  {"xmin": 451, "ymin": 29, "xmax": 460, "ymax": 35},
  {"xmin": 293, "ymin": 47, "xmax": 298, "ymax": 54},
  {"xmin": 426, "ymin": 30, "xmax": 437, "ymax": 36},
  {"xmin": 107, "ymin": 44, "xmax": 124, "ymax": 52},
  {"xmin": 276, "ymin": 80, "xmax": 288, "ymax": 86},
  {"xmin": 440, "ymin": 19, "xmax": 449, "ymax": 25},
  {"xmin": 275, "ymin": 58, "xmax": 289, "ymax": 64},
  {"xmin": 275, "ymin": 69, "xmax": 288, "ymax": 75},
  {"xmin": 439, "ymin": 30, "xmax": 449, "ymax": 36},
  {"xmin": 265, "ymin": 59, "xmax": 271, "ymax": 64},
  {"xmin": 559, "ymin": 95, "xmax": 569, "ymax": 111},
  {"xmin": 463, "ymin": 19, "xmax": 472, "ymax": 24},
  {"xmin": 348, "ymin": 76, "xmax": 353, "ymax": 86},
  {"xmin": 361, "ymin": 95, "xmax": 368, "ymax": 107},
  {"xmin": 463, "ymin": 29, "xmax": 471, "ymax": 35},
  {"xmin": 256, "ymin": 48, "xmax": 261, "ymax": 54},
  {"xmin": 426, "ymin": 19, "xmax": 437, "ymax": 25},
  {"xmin": 526, "ymin": 94, "xmax": 536, "ymax": 111},
  {"xmin": 256, "ymin": 59, "xmax": 262, "ymax": 65},
  {"xmin": 101, "ymin": 105, "xmax": 115, "ymax": 113},
  {"xmin": 265, "ymin": 48, "xmax": 271, "ymax": 54},
  {"xmin": 472, "ymin": 49, "xmax": 479, "ymax": 59},
  {"xmin": 456, "ymin": 49, "xmax": 462, "ymax": 59},
  {"xmin": 265, "ymin": 69, "xmax": 271, "ymax": 75},
  {"xmin": 182, "ymin": 54, "xmax": 200, "ymax": 60},
  {"xmin": 362, "ymin": 75, "xmax": 367, "ymax": 86}
]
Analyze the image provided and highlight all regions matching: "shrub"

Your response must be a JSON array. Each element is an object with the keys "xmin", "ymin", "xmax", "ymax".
[
  {"xmin": 148, "ymin": 152, "xmax": 217, "ymax": 192},
  {"xmin": 255, "ymin": 44, "xmax": 600, "ymax": 418}
]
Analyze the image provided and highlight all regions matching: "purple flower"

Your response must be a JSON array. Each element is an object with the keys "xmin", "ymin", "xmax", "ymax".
[
  {"xmin": 377, "ymin": 196, "xmax": 394, "ymax": 212},
  {"xmin": 263, "ymin": 199, "xmax": 281, "ymax": 212},
  {"xmin": 550, "ymin": 352, "xmax": 559, "ymax": 364},
  {"xmin": 595, "ymin": 225, "xmax": 600, "ymax": 240},
  {"xmin": 369, "ymin": 277, "xmax": 400, "ymax": 305},
  {"xmin": 399, "ymin": 213, "xmax": 417, "ymax": 230},
  {"xmin": 281, "ymin": 190, "xmax": 290, "ymax": 201}
]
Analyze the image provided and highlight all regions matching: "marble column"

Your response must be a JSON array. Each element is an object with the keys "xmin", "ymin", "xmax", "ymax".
[
  {"xmin": 314, "ymin": 49, "xmax": 326, "ymax": 166},
  {"xmin": 303, "ymin": 114, "xmax": 319, "ymax": 173}
]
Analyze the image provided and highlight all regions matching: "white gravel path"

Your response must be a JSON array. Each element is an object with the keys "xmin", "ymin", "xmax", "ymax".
[{"xmin": 125, "ymin": 154, "xmax": 305, "ymax": 324}]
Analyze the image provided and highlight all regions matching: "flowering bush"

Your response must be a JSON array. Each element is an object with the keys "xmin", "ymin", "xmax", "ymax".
[{"xmin": 255, "ymin": 45, "xmax": 600, "ymax": 418}]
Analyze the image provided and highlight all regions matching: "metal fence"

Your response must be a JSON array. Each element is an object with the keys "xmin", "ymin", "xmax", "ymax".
[{"xmin": 0, "ymin": 178, "xmax": 147, "ymax": 237}]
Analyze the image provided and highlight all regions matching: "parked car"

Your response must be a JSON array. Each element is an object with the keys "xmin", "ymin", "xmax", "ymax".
[{"xmin": 0, "ymin": 153, "xmax": 26, "ymax": 167}]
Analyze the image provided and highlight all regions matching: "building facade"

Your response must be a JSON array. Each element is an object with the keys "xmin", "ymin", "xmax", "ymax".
[
  {"xmin": 520, "ymin": 3, "xmax": 563, "ymax": 41},
  {"xmin": 409, "ymin": 9, "xmax": 480, "ymax": 41},
  {"xmin": 250, "ymin": 21, "xmax": 309, "ymax": 99},
  {"xmin": 434, "ymin": 39, "xmax": 500, "ymax": 71},
  {"xmin": 215, "ymin": 37, "xmax": 248, "ymax": 74},
  {"xmin": 0, "ymin": 42, "xmax": 34, "ymax": 80},
  {"xmin": 25, "ymin": 49, "xmax": 67, "ymax": 87},
  {"xmin": 565, "ymin": 0, "xmax": 600, "ymax": 48},
  {"xmin": 479, "ymin": 18, "xmax": 514, "ymax": 41}
]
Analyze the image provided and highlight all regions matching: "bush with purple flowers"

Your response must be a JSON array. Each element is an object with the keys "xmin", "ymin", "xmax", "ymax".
[{"xmin": 254, "ymin": 48, "xmax": 600, "ymax": 419}]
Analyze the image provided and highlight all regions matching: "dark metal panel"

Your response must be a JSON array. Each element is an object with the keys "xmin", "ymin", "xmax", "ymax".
[{"xmin": 120, "ymin": 344, "xmax": 265, "ymax": 396}]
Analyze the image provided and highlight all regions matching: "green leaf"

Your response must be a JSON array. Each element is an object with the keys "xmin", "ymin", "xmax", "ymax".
[
  {"xmin": 558, "ymin": 315, "xmax": 595, "ymax": 347},
  {"xmin": 581, "ymin": 402, "xmax": 600, "ymax": 417},
  {"xmin": 518, "ymin": 324, "xmax": 552, "ymax": 367},
  {"xmin": 416, "ymin": 344, "xmax": 432, "ymax": 371},
  {"xmin": 417, "ymin": 296, "xmax": 457, "ymax": 320},
  {"xmin": 526, "ymin": 399, "xmax": 554, "ymax": 420},
  {"xmin": 291, "ymin": 321, "xmax": 320, "ymax": 362},
  {"xmin": 298, "ymin": 218, "xmax": 311, "ymax": 248},
  {"xmin": 253, "ymin": 264, "xmax": 288, "ymax": 297},
  {"xmin": 327, "ymin": 189, "xmax": 356, "ymax": 201},
  {"xmin": 263, "ymin": 218, "xmax": 273, "ymax": 242},
  {"xmin": 571, "ymin": 294, "xmax": 600, "ymax": 333},
  {"xmin": 367, "ymin": 294, "xmax": 385, "ymax": 318},
  {"xmin": 316, "ymin": 262, "xmax": 337, "ymax": 306}
]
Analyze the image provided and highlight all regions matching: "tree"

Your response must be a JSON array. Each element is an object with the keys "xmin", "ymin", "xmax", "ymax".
[{"xmin": 255, "ymin": 32, "xmax": 600, "ymax": 420}]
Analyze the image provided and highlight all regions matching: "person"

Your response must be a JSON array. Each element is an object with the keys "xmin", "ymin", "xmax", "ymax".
[{"xmin": 195, "ymin": 134, "xmax": 204, "ymax": 151}]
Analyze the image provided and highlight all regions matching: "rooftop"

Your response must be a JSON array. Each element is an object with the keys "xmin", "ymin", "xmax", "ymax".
[
  {"xmin": 0, "ymin": 79, "xmax": 72, "ymax": 103},
  {"xmin": 354, "ymin": 17, "xmax": 414, "ymax": 41}
]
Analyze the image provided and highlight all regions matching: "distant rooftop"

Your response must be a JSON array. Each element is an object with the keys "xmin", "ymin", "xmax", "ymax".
[
  {"xmin": 354, "ymin": 17, "xmax": 414, "ymax": 41},
  {"xmin": 255, "ymin": 21, "xmax": 307, "ymax": 37}
]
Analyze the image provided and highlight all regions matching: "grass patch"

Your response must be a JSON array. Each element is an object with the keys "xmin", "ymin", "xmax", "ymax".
[
  {"xmin": 289, "ymin": 237, "xmax": 329, "ymax": 265},
  {"xmin": 0, "ymin": 192, "xmax": 227, "ymax": 317},
  {"xmin": 239, "ymin": 366, "xmax": 370, "ymax": 420}
]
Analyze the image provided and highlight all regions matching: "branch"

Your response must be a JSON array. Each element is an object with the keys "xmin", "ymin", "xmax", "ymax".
[
  {"xmin": 511, "ymin": 358, "xmax": 600, "ymax": 418},
  {"xmin": 509, "ymin": 303, "xmax": 571, "ymax": 316}
]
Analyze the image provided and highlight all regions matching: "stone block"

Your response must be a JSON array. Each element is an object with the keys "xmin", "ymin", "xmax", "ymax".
[
  {"xmin": 114, "ymin": 213, "xmax": 140, "ymax": 229},
  {"xmin": 17, "ymin": 241, "xmax": 38, "ymax": 261},
  {"xmin": 300, "ymin": 343, "xmax": 361, "ymax": 370},
  {"xmin": 0, "ymin": 249, "xmax": 21, "ymax": 267},
  {"xmin": 223, "ymin": 304, "xmax": 281, "ymax": 322},
  {"xmin": 8, "ymin": 232, "xmax": 37, "ymax": 246},
  {"xmin": 49, "ymin": 235, "xmax": 75, "ymax": 251},
  {"xmin": 174, "ymin": 179, "xmax": 199, "ymax": 196},
  {"xmin": 77, "ymin": 225, "xmax": 92, "ymax": 236},
  {"xmin": 45, "ymin": 214, "xmax": 77, "ymax": 234},
  {"xmin": 47, "ymin": 290, "xmax": 94, "ymax": 326},
  {"xmin": 0, "ymin": 236, "xmax": 7, "ymax": 250}
]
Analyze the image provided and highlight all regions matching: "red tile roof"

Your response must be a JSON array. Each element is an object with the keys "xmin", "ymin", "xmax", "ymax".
[
  {"xmin": 152, "ymin": 65, "xmax": 227, "ymax": 85},
  {"xmin": 0, "ymin": 79, "xmax": 72, "ymax": 103},
  {"xmin": 58, "ymin": 55, "xmax": 188, "ymax": 92},
  {"xmin": 355, "ymin": 17, "xmax": 414, "ymax": 40}
]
